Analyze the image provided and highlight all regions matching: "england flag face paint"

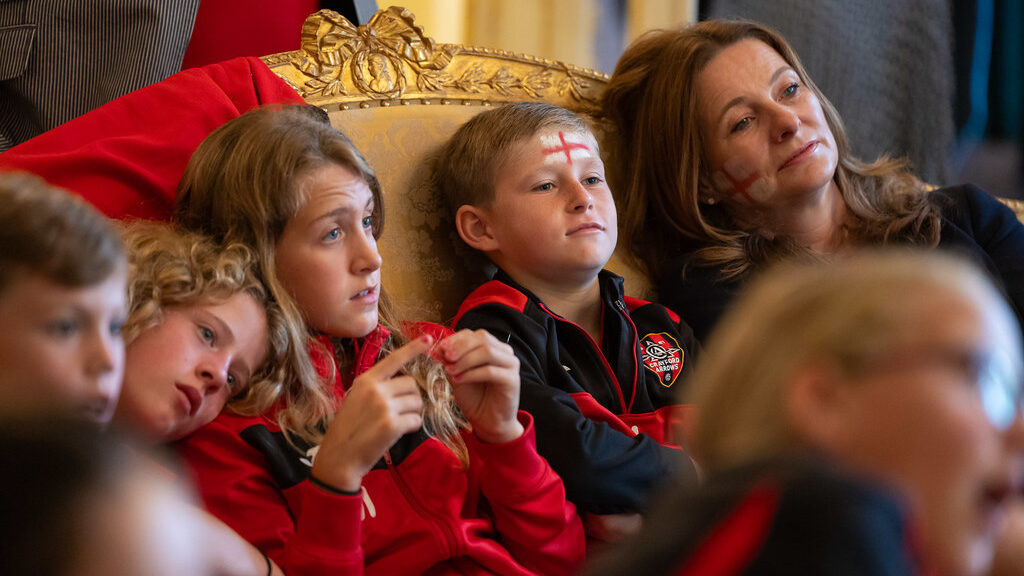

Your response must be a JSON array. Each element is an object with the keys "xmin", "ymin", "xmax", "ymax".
[
  {"xmin": 712, "ymin": 157, "xmax": 773, "ymax": 204},
  {"xmin": 540, "ymin": 131, "xmax": 593, "ymax": 165}
]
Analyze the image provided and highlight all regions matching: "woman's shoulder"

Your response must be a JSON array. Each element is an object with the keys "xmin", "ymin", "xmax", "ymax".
[
  {"xmin": 749, "ymin": 463, "xmax": 917, "ymax": 574},
  {"xmin": 656, "ymin": 253, "xmax": 739, "ymax": 291},
  {"xmin": 703, "ymin": 459, "xmax": 907, "ymax": 523},
  {"xmin": 655, "ymin": 255, "xmax": 745, "ymax": 344},
  {"xmin": 929, "ymin": 183, "xmax": 1024, "ymax": 240},
  {"xmin": 587, "ymin": 459, "xmax": 916, "ymax": 576},
  {"xmin": 929, "ymin": 183, "xmax": 1010, "ymax": 216}
]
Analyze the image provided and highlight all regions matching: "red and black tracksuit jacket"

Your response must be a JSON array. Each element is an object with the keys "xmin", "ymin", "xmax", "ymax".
[
  {"xmin": 585, "ymin": 458, "xmax": 930, "ymax": 576},
  {"xmin": 453, "ymin": 270, "xmax": 701, "ymax": 514},
  {"xmin": 175, "ymin": 326, "xmax": 585, "ymax": 576}
]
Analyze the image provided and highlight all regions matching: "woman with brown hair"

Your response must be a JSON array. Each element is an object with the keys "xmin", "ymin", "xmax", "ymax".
[{"xmin": 600, "ymin": 19, "xmax": 1024, "ymax": 343}]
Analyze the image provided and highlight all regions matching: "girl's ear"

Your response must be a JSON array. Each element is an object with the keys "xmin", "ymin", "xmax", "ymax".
[
  {"xmin": 785, "ymin": 361, "xmax": 856, "ymax": 453},
  {"xmin": 455, "ymin": 205, "xmax": 500, "ymax": 252}
]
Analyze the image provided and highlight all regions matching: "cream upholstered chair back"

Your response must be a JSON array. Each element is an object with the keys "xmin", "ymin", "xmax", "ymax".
[{"xmin": 261, "ymin": 6, "xmax": 648, "ymax": 324}]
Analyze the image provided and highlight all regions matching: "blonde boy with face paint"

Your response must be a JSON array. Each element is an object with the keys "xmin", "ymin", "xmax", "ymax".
[{"xmin": 436, "ymin": 102, "xmax": 702, "ymax": 542}]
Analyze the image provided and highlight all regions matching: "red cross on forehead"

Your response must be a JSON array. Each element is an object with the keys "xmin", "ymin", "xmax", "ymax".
[{"xmin": 541, "ymin": 131, "xmax": 590, "ymax": 165}]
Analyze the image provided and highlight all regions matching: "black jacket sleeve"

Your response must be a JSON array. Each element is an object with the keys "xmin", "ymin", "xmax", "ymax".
[
  {"xmin": 457, "ymin": 305, "xmax": 691, "ymax": 514},
  {"xmin": 936, "ymin": 184, "xmax": 1024, "ymax": 331}
]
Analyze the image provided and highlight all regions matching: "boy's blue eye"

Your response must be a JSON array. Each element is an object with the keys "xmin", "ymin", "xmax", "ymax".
[
  {"xmin": 535, "ymin": 182, "xmax": 554, "ymax": 192},
  {"xmin": 361, "ymin": 216, "xmax": 372, "ymax": 229},
  {"xmin": 227, "ymin": 372, "xmax": 238, "ymax": 388},
  {"xmin": 199, "ymin": 326, "xmax": 215, "ymax": 344},
  {"xmin": 324, "ymin": 228, "xmax": 340, "ymax": 241},
  {"xmin": 783, "ymin": 83, "xmax": 799, "ymax": 97},
  {"xmin": 48, "ymin": 318, "xmax": 78, "ymax": 338},
  {"xmin": 109, "ymin": 319, "xmax": 124, "ymax": 338},
  {"xmin": 583, "ymin": 176, "xmax": 602, "ymax": 185}
]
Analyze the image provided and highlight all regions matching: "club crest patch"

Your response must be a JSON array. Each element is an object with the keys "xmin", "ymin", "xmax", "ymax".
[{"xmin": 640, "ymin": 332, "xmax": 683, "ymax": 387}]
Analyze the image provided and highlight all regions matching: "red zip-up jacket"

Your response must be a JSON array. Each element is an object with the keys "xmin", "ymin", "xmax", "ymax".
[{"xmin": 175, "ymin": 326, "xmax": 585, "ymax": 576}]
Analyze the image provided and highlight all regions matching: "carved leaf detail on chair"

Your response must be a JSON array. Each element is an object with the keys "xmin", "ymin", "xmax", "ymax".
[
  {"xmin": 277, "ymin": 6, "xmax": 607, "ymax": 106},
  {"xmin": 416, "ymin": 70, "xmax": 454, "ymax": 93},
  {"xmin": 453, "ymin": 64, "xmax": 487, "ymax": 93},
  {"xmin": 291, "ymin": 6, "xmax": 457, "ymax": 99},
  {"xmin": 519, "ymin": 70, "xmax": 553, "ymax": 98},
  {"xmin": 557, "ymin": 68, "xmax": 591, "ymax": 102},
  {"xmin": 415, "ymin": 64, "xmax": 553, "ymax": 100}
]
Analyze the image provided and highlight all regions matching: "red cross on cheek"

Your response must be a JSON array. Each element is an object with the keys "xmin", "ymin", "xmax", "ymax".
[
  {"xmin": 541, "ymin": 131, "xmax": 591, "ymax": 165},
  {"xmin": 728, "ymin": 172, "xmax": 761, "ymax": 203}
]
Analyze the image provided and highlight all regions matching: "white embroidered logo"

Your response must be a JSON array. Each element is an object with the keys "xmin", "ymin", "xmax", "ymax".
[
  {"xmin": 361, "ymin": 486, "xmax": 377, "ymax": 520},
  {"xmin": 299, "ymin": 445, "xmax": 320, "ymax": 468}
]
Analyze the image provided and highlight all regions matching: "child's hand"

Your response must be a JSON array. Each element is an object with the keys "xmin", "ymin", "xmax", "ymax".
[
  {"xmin": 437, "ymin": 329, "xmax": 524, "ymax": 444},
  {"xmin": 311, "ymin": 336, "xmax": 431, "ymax": 493}
]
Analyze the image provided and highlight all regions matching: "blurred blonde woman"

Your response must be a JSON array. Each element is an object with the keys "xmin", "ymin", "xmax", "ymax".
[{"xmin": 588, "ymin": 250, "xmax": 1024, "ymax": 576}]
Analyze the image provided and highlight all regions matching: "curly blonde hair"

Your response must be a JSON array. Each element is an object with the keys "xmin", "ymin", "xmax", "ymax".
[
  {"xmin": 176, "ymin": 105, "xmax": 467, "ymax": 462},
  {"xmin": 121, "ymin": 221, "xmax": 291, "ymax": 417},
  {"xmin": 600, "ymin": 19, "xmax": 942, "ymax": 279}
]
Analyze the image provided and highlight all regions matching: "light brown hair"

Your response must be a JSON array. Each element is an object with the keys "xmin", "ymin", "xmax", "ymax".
[
  {"xmin": 600, "ymin": 19, "xmax": 941, "ymax": 279},
  {"xmin": 0, "ymin": 171, "xmax": 124, "ymax": 293},
  {"xmin": 176, "ymin": 105, "xmax": 466, "ymax": 459}
]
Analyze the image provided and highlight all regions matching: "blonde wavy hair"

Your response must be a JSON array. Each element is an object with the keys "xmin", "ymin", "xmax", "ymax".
[
  {"xmin": 689, "ymin": 249, "xmax": 1021, "ymax": 474},
  {"xmin": 176, "ymin": 105, "xmax": 467, "ymax": 462},
  {"xmin": 600, "ymin": 19, "xmax": 942, "ymax": 280},
  {"xmin": 121, "ymin": 221, "xmax": 290, "ymax": 416}
]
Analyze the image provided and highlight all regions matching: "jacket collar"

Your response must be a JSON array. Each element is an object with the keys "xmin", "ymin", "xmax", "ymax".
[{"xmin": 491, "ymin": 268, "xmax": 626, "ymax": 310}]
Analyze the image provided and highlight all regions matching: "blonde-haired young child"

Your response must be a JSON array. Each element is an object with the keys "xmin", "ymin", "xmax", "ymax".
[
  {"xmin": 114, "ymin": 220, "xmax": 289, "ymax": 443},
  {"xmin": 114, "ymin": 220, "xmax": 289, "ymax": 576},
  {"xmin": 0, "ymin": 171, "xmax": 126, "ymax": 423},
  {"xmin": 174, "ymin": 104, "xmax": 584, "ymax": 575},
  {"xmin": 435, "ymin": 101, "xmax": 700, "ymax": 542}
]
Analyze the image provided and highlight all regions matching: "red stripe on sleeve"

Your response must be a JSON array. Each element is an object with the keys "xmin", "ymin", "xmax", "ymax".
[{"xmin": 673, "ymin": 481, "xmax": 779, "ymax": 576}]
